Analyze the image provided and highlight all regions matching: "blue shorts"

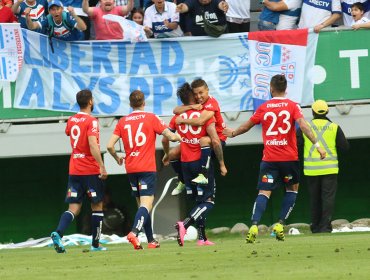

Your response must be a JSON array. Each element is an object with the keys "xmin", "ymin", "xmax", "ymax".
[
  {"xmin": 127, "ymin": 172, "xmax": 156, "ymax": 197},
  {"xmin": 65, "ymin": 175, "xmax": 105, "ymax": 204},
  {"xmin": 182, "ymin": 160, "xmax": 216, "ymax": 203},
  {"xmin": 258, "ymin": 20, "xmax": 277, "ymax": 31},
  {"xmin": 257, "ymin": 161, "xmax": 300, "ymax": 191}
]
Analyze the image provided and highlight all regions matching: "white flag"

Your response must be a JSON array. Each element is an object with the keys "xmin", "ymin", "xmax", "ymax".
[{"xmin": 0, "ymin": 23, "xmax": 24, "ymax": 82}]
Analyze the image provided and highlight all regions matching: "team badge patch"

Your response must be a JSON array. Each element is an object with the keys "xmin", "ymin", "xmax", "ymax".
[
  {"xmin": 262, "ymin": 174, "xmax": 274, "ymax": 183},
  {"xmin": 67, "ymin": 188, "xmax": 78, "ymax": 198},
  {"xmin": 283, "ymin": 175, "xmax": 293, "ymax": 183},
  {"xmin": 87, "ymin": 189, "xmax": 97, "ymax": 197}
]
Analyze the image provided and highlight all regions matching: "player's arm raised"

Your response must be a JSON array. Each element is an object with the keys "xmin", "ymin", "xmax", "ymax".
[
  {"xmin": 88, "ymin": 135, "xmax": 107, "ymax": 179},
  {"xmin": 223, "ymin": 119, "xmax": 255, "ymax": 138},
  {"xmin": 176, "ymin": 110, "xmax": 214, "ymax": 126},
  {"xmin": 107, "ymin": 134, "xmax": 125, "ymax": 166},
  {"xmin": 173, "ymin": 104, "xmax": 203, "ymax": 114},
  {"xmin": 206, "ymin": 123, "xmax": 227, "ymax": 176},
  {"xmin": 296, "ymin": 117, "xmax": 326, "ymax": 159}
]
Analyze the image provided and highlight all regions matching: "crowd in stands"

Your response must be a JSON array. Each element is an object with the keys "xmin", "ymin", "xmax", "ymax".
[{"xmin": 0, "ymin": 0, "xmax": 369, "ymax": 41}]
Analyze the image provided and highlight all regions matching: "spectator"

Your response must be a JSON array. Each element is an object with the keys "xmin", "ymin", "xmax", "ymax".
[
  {"xmin": 176, "ymin": 0, "xmax": 229, "ymax": 36},
  {"xmin": 341, "ymin": 0, "xmax": 369, "ymax": 27},
  {"xmin": 144, "ymin": 0, "xmax": 183, "ymax": 38},
  {"xmin": 257, "ymin": 0, "xmax": 280, "ymax": 31},
  {"xmin": 297, "ymin": 100, "xmax": 349, "ymax": 233},
  {"xmin": 25, "ymin": 0, "xmax": 87, "ymax": 41},
  {"xmin": 351, "ymin": 2, "xmax": 370, "ymax": 29},
  {"xmin": 298, "ymin": 0, "xmax": 342, "ymax": 33},
  {"xmin": 130, "ymin": 6, "xmax": 144, "ymax": 25},
  {"xmin": 262, "ymin": 0, "xmax": 302, "ymax": 30},
  {"xmin": 226, "ymin": 0, "xmax": 251, "ymax": 32},
  {"xmin": 12, "ymin": 0, "xmax": 48, "ymax": 33},
  {"xmin": 0, "ymin": 2, "xmax": 18, "ymax": 23},
  {"xmin": 1, "ymin": 0, "xmax": 12, "ymax": 8},
  {"xmin": 82, "ymin": 0, "xmax": 134, "ymax": 40}
]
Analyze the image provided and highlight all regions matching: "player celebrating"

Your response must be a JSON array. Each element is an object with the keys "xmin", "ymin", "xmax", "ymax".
[
  {"xmin": 107, "ymin": 90, "xmax": 180, "ymax": 250},
  {"xmin": 51, "ymin": 89, "xmax": 108, "ymax": 253},
  {"xmin": 163, "ymin": 82, "xmax": 227, "ymax": 246},
  {"xmin": 170, "ymin": 78, "xmax": 227, "ymax": 195},
  {"xmin": 223, "ymin": 74, "xmax": 326, "ymax": 243}
]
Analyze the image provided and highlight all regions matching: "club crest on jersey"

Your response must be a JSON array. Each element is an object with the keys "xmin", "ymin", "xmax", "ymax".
[
  {"xmin": 67, "ymin": 188, "xmax": 78, "ymax": 197},
  {"xmin": 262, "ymin": 174, "xmax": 274, "ymax": 183}
]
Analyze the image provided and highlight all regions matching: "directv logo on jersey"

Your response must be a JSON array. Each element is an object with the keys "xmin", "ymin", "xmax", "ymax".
[
  {"xmin": 125, "ymin": 114, "xmax": 146, "ymax": 121},
  {"xmin": 73, "ymin": 153, "xmax": 86, "ymax": 158},
  {"xmin": 70, "ymin": 117, "xmax": 86, "ymax": 123},
  {"xmin": 308, "ymin": 0, "xmax": 330, "ymax": 7},
  {"xmin": 266, "ymin": 139, "xmax": 288, "ymax": 145},
  {"xmin": 266, "ymin": 102, "xmax": 288, "ymax": 108},
  {"xmin": 181, "ymin": 137, "xmax": 200, "ymax": 144}
]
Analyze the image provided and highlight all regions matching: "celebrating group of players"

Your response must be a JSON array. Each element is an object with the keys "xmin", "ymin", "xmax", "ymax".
[{"xmin": 49, "ymin": 74, "xmax": 326, "ymax": 253}]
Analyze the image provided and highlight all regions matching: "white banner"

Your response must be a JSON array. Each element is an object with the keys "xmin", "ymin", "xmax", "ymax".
[
  {"xmin": 0, "ymin": 23, "xmax": 24, "ymax": 82},
  {"xmin": 14, "ymin": 30, "xmax": 253, "ymax": 116},
  {"xmin": 248, "ymin": 29, "xmax": 318, "ymax": 109}
]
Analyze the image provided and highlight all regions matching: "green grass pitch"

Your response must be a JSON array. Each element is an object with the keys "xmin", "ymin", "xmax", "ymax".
[{"xmin": 1, "ymin": 232, "xmax": 369, "ymax": 280}]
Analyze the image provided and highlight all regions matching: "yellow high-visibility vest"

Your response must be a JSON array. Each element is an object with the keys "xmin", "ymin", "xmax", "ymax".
[{"xmin": 303, "ymin": 119, "xmax": 339, "ymax": 176}]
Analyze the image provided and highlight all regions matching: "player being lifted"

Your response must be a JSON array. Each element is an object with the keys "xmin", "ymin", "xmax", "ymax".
[
  {"xmin": 223, "ymin": 74, "xmax": 326, "ymax": 243},
  {"xmin": 107, "ymin": 90, "xmax": 180, "ymax": 250},
  {"xmin": 163, "ymin": 83, "xmax": 227, "ymax": 246},
  {"xmin": 169, "ymin": 78, "xmax": 228, "ymax": 195},
  {"xmin": 51, "ymin": 89, "xmax": 108, "ymax": 253}
]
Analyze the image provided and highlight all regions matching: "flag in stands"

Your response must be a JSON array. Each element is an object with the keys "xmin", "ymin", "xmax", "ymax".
[
  {"xmin": 248, "ymin": 29, "xmax": 318, "ymax": 110},
  {"xmin": 0, "ymin": 23, "xmax": 24, "ymax": 82}
]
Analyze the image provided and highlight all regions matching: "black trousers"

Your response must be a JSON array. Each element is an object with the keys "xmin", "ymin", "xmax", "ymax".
[
  {"xmin": 226, "ymin": 21, "xmax": 250, "ymax": 33},
  {"xmin": 307, "ymin": 174, "xmax": 338, "ymax": 233}
]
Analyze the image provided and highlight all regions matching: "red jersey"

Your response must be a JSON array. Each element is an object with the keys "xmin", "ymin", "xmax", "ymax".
[
  {"xmin": 202, "ymin": 96, "xmax": 227, "ymax": 141},
  {"xmin": 250, "ymin": 97, "xmax": 303, "ymax": 162},
  {"xmin": 0, "ymin": 6, "xmax": 18, "ymax": 23},
  {"xmin": 114, "ymin": 111, "xmax": 167, "ymax": 173},
  {"xmin": 65, "ymin": 112, "xmax": 100, "ymax": 175},
  {"xmin": 169, "ymin": 109, "xmax": 215, "ymax": 162}
]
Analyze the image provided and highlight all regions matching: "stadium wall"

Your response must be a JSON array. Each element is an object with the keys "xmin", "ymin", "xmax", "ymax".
[{"xmin": 1, "ymin": 138, "xmax": 369, "ymax": 243}]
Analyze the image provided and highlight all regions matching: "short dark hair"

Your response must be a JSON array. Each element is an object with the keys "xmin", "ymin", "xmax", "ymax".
[
  {"xmin": 351, "ymin": 2, "xmax": 364, "ymax": 11},
  {"xmin": 76, "ymin": 89, "xmax": 92, "ymax": 109},
  {"xmin": 270, "ymin": 74, "xmax": 287, "ymax": 93},
  {"xmin": 191, "ymin": 78, "xmax": 208, "ymax": 90},
  {"xmin": 129, "ymin": 90, "xmax": 145, "ymax": 108},
  {"xmin": 177, "ymin": 82, "xmax": 193, "ymax": 105}
]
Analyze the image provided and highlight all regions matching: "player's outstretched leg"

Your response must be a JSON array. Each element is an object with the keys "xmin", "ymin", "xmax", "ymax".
[
  {"xmin": 246, "ymin": 225, "xmax": 258, "ymax": 243},
  {"xmin": 51, "ymin": 231, "xmax": 66, "ymax": 253},
  {"xmin": 272, "ymin": 223, "xmax": 285, "ymax": 241}
]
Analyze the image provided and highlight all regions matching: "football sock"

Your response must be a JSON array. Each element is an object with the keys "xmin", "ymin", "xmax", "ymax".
[
  {"xmin": 91, "ymin": 211, "xmax": 104, "ymax": 248},
  {"xmin": 196, "ymin": 217, "xmax": 207, "ymax": 241},
  {"xmin": 143, "ymin": 214, "xmax": 154, "ymax": 242},
  {"xmin": 56, "ymin": 211, "xmax": 74, "ymax": 237},
  {"xmin": 251, "ymin": 194, "xmax": 269, "ymax": 224},
  {"xmin": 200, "ymin": 146, "xmax": 211, "ymax": 178},
  {"xmin": 132, "ymin": 207, "xmax": 149, "ymax": 235},
  {"xmin": 183, "ymin": 217, "xmax": 194, "ymax": 229},
  {"xmin": 170, "ymin": 160, "xmax": 184, "ymax": 183},
  {"xmin": 279, "ymin": 190, "xmax": 298, "ymax": 223},
  {"xmin": 190, "ymin": 201, "xmax": 214, "ymax": 221}
]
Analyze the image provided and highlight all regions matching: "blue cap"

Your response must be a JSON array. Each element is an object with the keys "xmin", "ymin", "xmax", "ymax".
[{"xmin": 48, "ymin": 0, "xmax": 64, "ymax": 10}]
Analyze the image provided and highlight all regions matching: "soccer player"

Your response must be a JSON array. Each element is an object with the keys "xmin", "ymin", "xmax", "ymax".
[
  {"xmin": 107, "ymin": 90, "xmax": 180, "ymax": 250},
  {"xmin": 171, "ymin": 78, "xmax": 227, "ymax": 195},
  {"xmin": 223, "ymin": 74, "xmax": 326, "ymax": 243},
  {"xmin": 51, "ymin": 89, "xmax": 108, "ymax": 253},
  {"xmin": 163, "ymin": 82, "xmax": 227, "ymax": 246}
]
